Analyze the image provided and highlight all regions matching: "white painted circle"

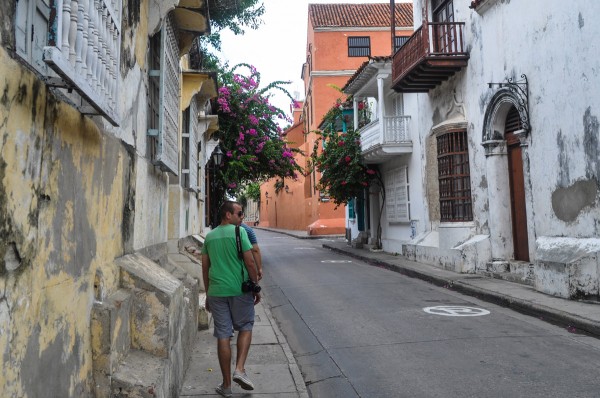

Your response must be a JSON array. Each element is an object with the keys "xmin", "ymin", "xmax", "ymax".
[
  {"xmin": 321, "ymin": 260, "xmax": 353, "ymax": 263},
  {"xmin": 423, "ymin": 306, "xmax": 490, "ymax": 317}
]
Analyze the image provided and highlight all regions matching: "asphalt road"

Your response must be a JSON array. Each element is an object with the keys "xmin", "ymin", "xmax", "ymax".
[{"xmin": 256, "ymin": 230, "xmax": 600, "ymax": 398}]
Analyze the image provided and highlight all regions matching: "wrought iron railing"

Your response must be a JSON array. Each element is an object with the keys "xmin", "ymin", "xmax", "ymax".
[
  {"xmin": 392, "ymin": 20, "xmax": 467, "ymax": 85},
  {"xmin": 44, "ymin": 0, "xmax": 122, "ymax": 126}
]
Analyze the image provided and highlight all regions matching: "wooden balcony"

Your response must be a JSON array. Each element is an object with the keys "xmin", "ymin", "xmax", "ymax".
[{"xmin": 392, "ymin": 21, "xmax": 469, "ymax": 92}]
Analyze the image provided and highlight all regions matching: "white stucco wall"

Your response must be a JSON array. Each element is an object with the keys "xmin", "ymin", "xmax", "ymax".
[{"xmin": 402, "ymin": 0, "xmax": 600, "ymax": 286}]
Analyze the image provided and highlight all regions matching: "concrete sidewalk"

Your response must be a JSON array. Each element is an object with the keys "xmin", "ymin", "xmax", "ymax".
[
  {"xmin": 181, "ymin": 300, "xmax": 308, "ymax": 398},
  {"xmin": 260, "ymin": 227, "xmax": 600, "ymax": 338}
]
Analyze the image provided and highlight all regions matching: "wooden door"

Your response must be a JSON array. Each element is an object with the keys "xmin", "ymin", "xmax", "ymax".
[{"xmin": 505, "ymin": 107, "xmax": 529, "ymax": 262}]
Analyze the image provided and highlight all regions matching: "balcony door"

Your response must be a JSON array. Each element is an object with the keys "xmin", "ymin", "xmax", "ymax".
[{"xmin": 431, "ymin": 0, "xmax": 455, "ymax": 54}]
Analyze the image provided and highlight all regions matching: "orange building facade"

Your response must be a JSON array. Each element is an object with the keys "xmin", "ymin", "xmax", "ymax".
[{"xmin": 259, "ymin": 3, "xmax": 413, "ymax": 235}]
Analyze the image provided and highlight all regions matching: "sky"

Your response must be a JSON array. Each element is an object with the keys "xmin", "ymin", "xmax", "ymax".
[{"xmin": 216, "ymin": 0, "xmax": 407, "ymax": 120}]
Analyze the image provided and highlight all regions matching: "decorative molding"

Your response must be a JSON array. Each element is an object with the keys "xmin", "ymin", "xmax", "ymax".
[{"xmin": 487, "ymin": 74, "xmax": 530, "ymax": 132}]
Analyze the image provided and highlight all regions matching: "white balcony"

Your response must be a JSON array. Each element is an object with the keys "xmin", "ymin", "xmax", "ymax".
[
  {"xmin": 360, "ymin": 115, "xmax": 412, "ymax": 163},
  {"xmin": 44, "ymin": 0, "xmax": 122, "ymax": 126}
]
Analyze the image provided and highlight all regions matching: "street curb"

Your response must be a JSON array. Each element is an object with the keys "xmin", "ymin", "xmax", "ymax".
[
  {"xmin": 322, "ymin": 243, "xmax": 600, "ymax": 338},
  {"xmin": 262, "ymin": 299, "xmax": 310, "ymax": 398},
  {"xmin": 254, "ymin": 227, "xmax": 343, "ymax": 240}
]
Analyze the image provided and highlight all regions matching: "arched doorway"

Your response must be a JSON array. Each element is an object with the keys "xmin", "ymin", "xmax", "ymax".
[
  {"xmin": 505, "ymin": 106, "xmax": 529, "ymax": 261},
  {"xmin": 482, "ymin": 87, "xmax": 532, "ymax": 264}
]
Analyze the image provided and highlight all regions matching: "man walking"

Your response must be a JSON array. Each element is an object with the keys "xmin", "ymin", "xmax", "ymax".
[
  {"xmin": 201, "ymin": 201, "xmax": 261, "ymax": 397},
  {"xmin": 239, "ymin": 218, "xmax": 263, "ymax": 281}
]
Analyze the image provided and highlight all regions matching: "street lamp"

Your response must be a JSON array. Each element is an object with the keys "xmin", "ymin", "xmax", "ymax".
[
  {"xmin": 209, "ymin": 144, "xmax": 224, "ymax": 229},
  {"xmin": 212, "ymin": 144, "xmax": 223, "ymax": 166}
]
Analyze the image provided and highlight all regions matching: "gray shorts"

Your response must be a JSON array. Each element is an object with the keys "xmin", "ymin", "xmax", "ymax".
[{"xmin": 208, "ymin": 293, "xmax": 255, "ymax": 339}]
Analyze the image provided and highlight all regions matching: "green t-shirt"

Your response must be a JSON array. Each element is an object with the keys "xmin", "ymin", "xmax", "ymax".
[{"xmin": 201, "ymin": 224, "xmax": 253, "ymax": 297}]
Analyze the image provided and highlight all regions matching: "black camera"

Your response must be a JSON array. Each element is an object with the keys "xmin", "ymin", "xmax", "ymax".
[{"xmin": 241, "ymin": 280, "xmax": 261, "ymax": 293}]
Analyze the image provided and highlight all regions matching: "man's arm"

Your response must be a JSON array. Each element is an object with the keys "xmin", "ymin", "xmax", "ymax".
[
  {"xmin": 242, "ymin": 250, "xmax": 259, "ymax": 283},
  {"xmin": 251, "ymin": 244, "xmax": 263, "ymax": 280},
  {"xmin": 201, "ymin": 253, "xmax": 210, "ymax": 296}
]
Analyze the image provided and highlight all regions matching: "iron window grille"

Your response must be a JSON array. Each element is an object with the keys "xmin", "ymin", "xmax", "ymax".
[
  {"xmin": 348, "ymin": 37, "xmax": 370, "ymax": 57},
  {"xmin": 437, "ymin": 130, "xmax": 473, "ymax": 222},
  {"xmin": 394, "ymin": 36, "xmax": 409, "ymax": 52}
]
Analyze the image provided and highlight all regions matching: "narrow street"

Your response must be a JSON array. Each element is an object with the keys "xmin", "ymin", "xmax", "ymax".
[{"xmin": 257, "ymin": 230, "xmax": 600, "ymax": 398}]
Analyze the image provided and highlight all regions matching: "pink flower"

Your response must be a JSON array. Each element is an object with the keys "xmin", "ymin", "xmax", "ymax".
[
  {"xmin": 341, "ymin": 181, "xmax": 347, "ymax": 185},
  {"xmin": 228, "ymin": 183, "xmax": 237, "ymax": 189},
  {"xmin": 337, "ymin": 141, "xmax": 344, "ymax": 147},
  {"xmin": 366, "ymin": 169, "xmax": 376, "ymax": 175},
  {"xmin": 249, "ymin": 115, "xmax": 259, "ymax": 125},
  {"xmin": 226, "ymin": 151, "xmax": 233, "ymax": 158},
  {"xmin": 345, "ymin": 156, "xmax": 351, "ymax": 163}
]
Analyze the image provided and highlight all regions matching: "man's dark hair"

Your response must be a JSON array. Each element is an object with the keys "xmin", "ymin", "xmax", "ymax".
[{"xmin": 219, "ymin": 200, "xmax": 241, "ymax": 220}]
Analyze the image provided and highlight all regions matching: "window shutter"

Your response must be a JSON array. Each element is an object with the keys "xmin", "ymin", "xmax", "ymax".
[
  {"xmin": 15, "ymin": 0, "xmax": 29, "ymax": 57},
  {"xmin": 396, "ymin": 166, "xmax": 409, "ymax": 221},
  {"xmin": 32, "ymin": 0, "xmax": 50, "ymax": 75},
  {"xmin": 386, "ymin": 166, "xmax": 409, "ymax": 222},
  {"xmin": 188, "ymin": 99, "xmax": 199, "ymax": 192},
  {"xmin": 155, "ymin": 15, "xmax": 180, "ymax": 175}
]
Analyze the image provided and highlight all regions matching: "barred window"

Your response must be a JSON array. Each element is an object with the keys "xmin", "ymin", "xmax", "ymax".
[
  {"xmin": 437, "ymin": 130, "xmax": 472, "ymax": 222},
  {"xmin": 348, "ymin": 37, "xmax": 370, "ymax": 57},
  {"xmin": 394, "ymin": 36, "xmax": 409, "ymax": 52}
]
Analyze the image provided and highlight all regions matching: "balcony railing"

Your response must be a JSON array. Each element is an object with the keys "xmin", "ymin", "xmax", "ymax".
[
  {"xmin": 360, "ymin": 116, "xmax": 412, "ymax": 162},
  {"xmin": 44, "ymin": 0, "xmax": 122, "ymax": 126},
  {"xmin": 392, "ymin": 20, "xmax": 469, "ymax": 92}
]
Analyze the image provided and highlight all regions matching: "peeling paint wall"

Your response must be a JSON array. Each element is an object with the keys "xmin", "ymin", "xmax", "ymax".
[
  {"xmin": 0, "ymin": 52, "xmax": 129, "ymax": 396},
  {"xmin": 0, "ymin": 0, "xmax": 197, "ymax": 394},
  {"xmin": 400, "ymin": 1, "xmax": 600, "ymax": 285}
]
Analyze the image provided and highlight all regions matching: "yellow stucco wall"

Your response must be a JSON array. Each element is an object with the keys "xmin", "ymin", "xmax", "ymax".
[{"xmin": 0, "ymin": 45, "xmax": 129, "ymax": 398}]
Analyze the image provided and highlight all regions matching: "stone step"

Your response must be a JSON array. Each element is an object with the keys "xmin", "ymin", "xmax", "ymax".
[
  {"xmin": 116, "ymin": 253, "xmax": 187, "ymax": 395},
  {"xmin": 111, "ymin": 349, "xmax": 170, "ymax": 398},
  {"xmin": 92, "ymin": 289, "xmax": 133, "ymax": 397},
  {"xmin": 198, "ymin": 292, "xmax": 209, "ymax": 331}
]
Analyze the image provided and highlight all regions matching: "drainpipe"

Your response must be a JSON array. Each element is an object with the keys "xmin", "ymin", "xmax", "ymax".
[
  {"xmin": 353, "ymin": 97, "xmax": 359, "ymax": 130},
  {"xmin": 390, "ymin": 0, "xmax": 396, "ymax": 55}
]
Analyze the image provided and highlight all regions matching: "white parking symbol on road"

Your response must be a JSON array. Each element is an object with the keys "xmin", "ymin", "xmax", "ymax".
[{"xmin": 423, "ymin": 306, "xmax": 490, "ymax": 317}]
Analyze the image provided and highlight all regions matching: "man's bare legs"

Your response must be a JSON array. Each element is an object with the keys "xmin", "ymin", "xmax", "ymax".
[
  {"xmin": 217, "ymin": 338, "xmax": 232, "ymax": 388},
  {"xmin": 235, "ymin": 330, "xmax": 252, "ymax": 373},
  {"xmin": 216, "ymin": 331, "xmax": 252, "ymax": 388}
]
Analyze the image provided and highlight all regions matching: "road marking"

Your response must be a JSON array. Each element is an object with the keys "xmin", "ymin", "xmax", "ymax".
[
  {"xmin": 294, "ymin": 247, "xmax": 316, "ymax": 250},
  {"xmin": 423, "ymin": 306, "xmax": 490, "ymax": 317},
  {"xmin": 321, "ymin": 260, "xmax": 353, "ymax": 263}
]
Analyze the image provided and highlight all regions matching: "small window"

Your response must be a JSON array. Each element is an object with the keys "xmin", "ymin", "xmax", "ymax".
[
  {"xmin": 386, "ymin": 166, "xmax": 410, "ymax": 222},
  {"xmin": 437, "ymin": 130, "xmax": 473, "ymax": 222},
  {"xmin": 348, "ymin": 37, "xmax": 370, "ymax": 57},
  {"xmin": 394, "ymin": 36, "xmax": 409, "ymax": 52}
]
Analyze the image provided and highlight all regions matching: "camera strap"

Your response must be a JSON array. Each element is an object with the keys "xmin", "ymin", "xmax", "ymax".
[{"xmin": 235, "ymin": 226, "xmax": 245, "ymax": 280}]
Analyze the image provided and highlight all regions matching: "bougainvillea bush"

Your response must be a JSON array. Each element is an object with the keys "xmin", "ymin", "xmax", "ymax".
[
  {"xmin": 310, "ymin": 101, "xmax": 380, "ymax": 207},
  {"xmin": 215, "ymin": 63, "xmax": 303, "ymax": 195}
]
